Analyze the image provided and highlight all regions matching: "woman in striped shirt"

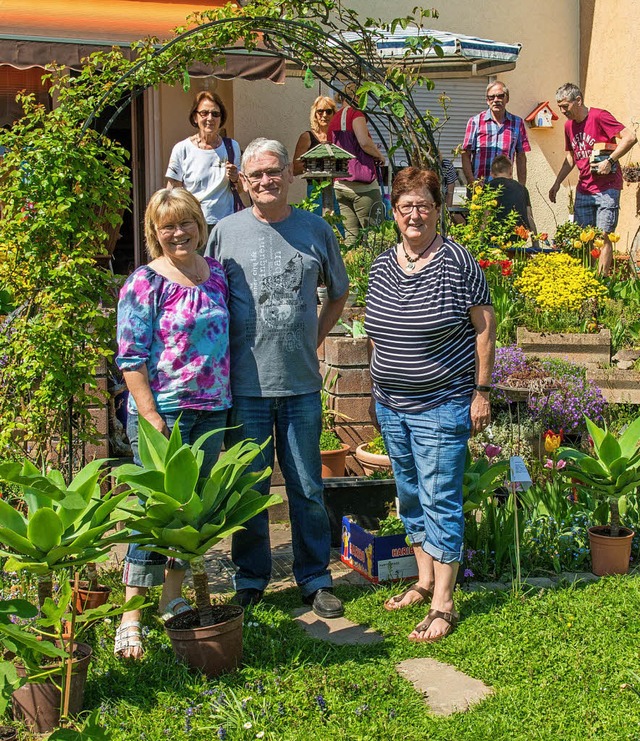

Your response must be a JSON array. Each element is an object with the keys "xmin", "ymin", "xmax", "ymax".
[{"xmin": 365, "ymin": 167, "xmax": 495, "ymax": 643}]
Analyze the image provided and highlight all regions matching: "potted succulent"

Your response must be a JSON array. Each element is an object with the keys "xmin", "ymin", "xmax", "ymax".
[
  {"xmin": 354, "ymin": 434, "xmax": 392, "ymax": 476},
  {"xmin": 558, "ymin": 415, "xmax": 640, "ymax": 575},
  {"xmin": 113, "ymin": 416, "xmax": 282, "ymax": 677}
]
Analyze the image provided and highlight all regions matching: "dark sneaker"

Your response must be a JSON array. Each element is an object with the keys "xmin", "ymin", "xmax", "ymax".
[
  {"xmin": 304, "ymin": 588, "xmax": 344, "ymax": 619},
  {"xmin": 230, "ymin": 588, "xmax": 264, "ymax": 607}
]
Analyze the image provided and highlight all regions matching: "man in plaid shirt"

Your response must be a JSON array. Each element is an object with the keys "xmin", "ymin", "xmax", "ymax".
[{"xmin": 461, "ymin": 80, "xmax": 530, "ymax": 186}]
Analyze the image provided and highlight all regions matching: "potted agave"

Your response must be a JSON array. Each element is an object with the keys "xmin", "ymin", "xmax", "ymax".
[
  {"xmin": 558, "ymin": 415, "xmax": 640, "ymax": 575},
  {"xmin": 113, "ymin": 417, "xmax": 281, "ymax": 677},
  {"xmin": 0, "ymin": 458, "xmax": 131, "ymax": 732}
]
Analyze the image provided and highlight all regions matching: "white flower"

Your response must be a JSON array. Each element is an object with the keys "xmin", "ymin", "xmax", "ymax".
[
  {"xmin": 256, "ymin": 733, "xmax": 265, "ymax": 739},
  {"xmin": 243, "ymin": 722, "xmax": 253, "ymax": 730}
]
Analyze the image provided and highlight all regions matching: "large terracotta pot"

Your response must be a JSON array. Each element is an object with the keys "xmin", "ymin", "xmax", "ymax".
[
  {"xmin": 320, "ymin": 443, "xmax": 350, "ymax": 478},
  {"xmin": 588, "ymin": 525, "xmax": 635, "ymax": 576},
  {"xmin": 165, "ymin": 605, "xmax": 243, "ymax": 678},
  {"xmin": 354, "ymin": 443, "xmax": 392, "ymax": 476},
  {"xmin": 12, "ymin": 642, "xmax": 92, "ymax": 733}
]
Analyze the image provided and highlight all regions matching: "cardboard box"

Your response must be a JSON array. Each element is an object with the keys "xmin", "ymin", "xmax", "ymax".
[{"xmin": 340, "ymin": 516, "xmax": 418, "ymax": 583}]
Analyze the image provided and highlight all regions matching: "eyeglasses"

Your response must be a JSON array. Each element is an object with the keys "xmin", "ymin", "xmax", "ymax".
[
  {"xmin": 197, "ymin": 110, "xmax": 222, "ymax": 118},
  {"xmin": 395, "ymin": 202, "xmax": 436, "ymax": 216},
  {"xmin": 487, "ymin": 93, "xmax": 506, "ymax": 101},
  {"xmin": 316, "ymin": 109, "xmax": 334, "ymax": 115},
  {"xmin": 243, "ymin": 167, "xmax": 286, "ymax": 183},
  {"xmin": 158, "ymin": 220, "xmax": 197, "ymax": 235}
]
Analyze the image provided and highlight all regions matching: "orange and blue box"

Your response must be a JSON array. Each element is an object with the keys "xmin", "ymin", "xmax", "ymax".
[{"xmin": 340, "ymin": 516, "xmax": 418, "ymax": 583}]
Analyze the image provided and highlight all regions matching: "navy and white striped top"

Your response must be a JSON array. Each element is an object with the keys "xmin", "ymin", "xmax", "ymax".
[{"xmin": 364, "ymin": 237, "xmax": 491, "ymax": 413}]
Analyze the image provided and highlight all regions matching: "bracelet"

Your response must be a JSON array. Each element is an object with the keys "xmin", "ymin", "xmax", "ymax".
[
  {"xmin": 475, "ymin": 385, "xmax": 491, "ymax": 392},
  {"xmin": 607, "ymin": 156, "xmax": 616, "ymax": 165}
]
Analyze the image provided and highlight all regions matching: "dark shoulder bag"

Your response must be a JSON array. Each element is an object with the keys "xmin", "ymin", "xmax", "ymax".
[{"xmin": 222, "ymin": 137, "xmax": 246, "ymax": 212}]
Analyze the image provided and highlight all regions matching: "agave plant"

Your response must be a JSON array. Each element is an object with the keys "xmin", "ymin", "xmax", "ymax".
[
  {"xmin": 113, "ymin": 416, "xmax": 281, "ymax": 626},
  {"xmin": 0, "ymin": 459, "xmax": 129, "ymax": 609},
  {"xmin": 558, "ymin": 415, "xmax": 640, "ymax": 536}
]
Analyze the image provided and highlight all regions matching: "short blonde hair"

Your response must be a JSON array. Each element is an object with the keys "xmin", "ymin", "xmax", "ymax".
[
  {"xmin": 144, "ymin": 188, "xmax": 207, "ymax": 259},
  {"xmin": 310, "ymin": 95, "xmax": 336, "ymax": 133}
]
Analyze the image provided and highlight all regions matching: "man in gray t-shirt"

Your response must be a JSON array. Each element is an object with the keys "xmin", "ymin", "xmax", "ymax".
[{"xmin": 206, "ymin": 137, "xmax": 349, "ymax": 618}]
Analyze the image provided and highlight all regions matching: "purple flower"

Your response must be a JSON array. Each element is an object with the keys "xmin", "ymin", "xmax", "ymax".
[
  {"xmin": 464, "ymin": 568, "xmax": 474, "ymax": 578},
  {"xmin": 485, "ymin": 444, "xmax": 502, "ymax": 460}
]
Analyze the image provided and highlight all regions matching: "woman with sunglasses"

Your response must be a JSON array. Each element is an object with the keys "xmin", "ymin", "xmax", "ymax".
[
  {"xmin": 292, "ymin": 96, "xmax": 341, "ymax": 218},
  {"xmin": 166, "ymin": 91, "xmax": 242, "ymax": 235},
  {"xmin": 365, "ymin": 167, "xmax": 495, "ymax": 644}
]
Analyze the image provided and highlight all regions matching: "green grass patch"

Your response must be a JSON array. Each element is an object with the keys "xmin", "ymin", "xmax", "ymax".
[{"xmin": 19, "ymin": 572, "xmax": 640, "ymax": 740}]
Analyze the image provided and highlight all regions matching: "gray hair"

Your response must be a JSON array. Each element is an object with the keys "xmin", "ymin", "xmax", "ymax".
[
  {"xmin": 486, "ymin": 80, "xmax": 509, "ymax": 97},
  {"xmin": 241, "ymin": 138, "xmax": 290, "ymax": 170},
  {"xmin": 555, "ymin": 82, "xmax": 583, "ymax": 103}
]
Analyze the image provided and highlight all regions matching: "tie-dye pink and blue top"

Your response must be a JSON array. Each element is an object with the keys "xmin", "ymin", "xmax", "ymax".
[{"xmin": 116, "ymin": 256, "xmax": 232, "ymax": 414}]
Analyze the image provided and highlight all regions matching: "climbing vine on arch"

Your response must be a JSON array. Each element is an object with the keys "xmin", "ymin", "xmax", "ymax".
[{"xmin": 0, "ymin": 0, "xmax": 442, "ymax": 466}]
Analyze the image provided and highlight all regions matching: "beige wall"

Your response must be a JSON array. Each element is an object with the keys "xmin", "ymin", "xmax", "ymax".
[
  {"xmin": 148, "ymin": 1, "xmax": 640, "ymax": 247},
  {"xmin": 581, "ymin": 0, "xmax": 639, "ymax": 253}
]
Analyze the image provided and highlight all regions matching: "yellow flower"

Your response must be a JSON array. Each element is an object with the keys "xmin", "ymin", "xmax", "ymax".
[
  {"xmin": 594, "ymin": 238, "xmax": 604, "ymax": 248},
  {"xmin": 572, "ymin": 240, "xmax": 582, "ymax": 250},
  {"xmin": 608, "ymin": 232, "xmax": 620, "ymax": 243},
  {"xmin": 544, "ymin": 432, "xmax": 562, "ymax": 453},
  {"xmin": 490, "ymin": 199, "xmax": 498, "ymax": 207},
  {"xmin": 474, "ymin": 186, "xmax": 483, "ymax": 195},
  {"xmin": 470, "ymin": 203, "xmax": 481, "ymax": 211},
  {"xmin": 580, "ymin": 229, "xmax": 595, "ymax": 242}
]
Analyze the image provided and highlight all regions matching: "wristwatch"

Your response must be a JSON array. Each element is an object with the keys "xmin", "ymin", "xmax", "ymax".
[
  {"xmin": 607, "ymin": 156, "xmax": 616, "ymax": 166},
  {"xmin": 475, "ymin": 385, "xmax": 491, "ymax": 392}
]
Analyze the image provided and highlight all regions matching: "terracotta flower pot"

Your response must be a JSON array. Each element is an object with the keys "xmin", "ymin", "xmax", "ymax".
[
  {"xmin": 588, "ymin": 525, "xmax": 635, "ymax": 576},
  {"xmin": 320, "ymin": 443, "xmax": 350, "ymax": 478},
  {"xmin": 164, "ymin": 605, "xmax": 243, "ymax": 678},
  {"xmin": 354, "ymin": 443, "xmax": 392, "ymax": 476},
  {"xmin": 12, "ymin": 642, "xmax": 92, "ymax": 733},
  {"xmin": 71, "ymin": 580, "xmax": 111, "ymax": 614}
]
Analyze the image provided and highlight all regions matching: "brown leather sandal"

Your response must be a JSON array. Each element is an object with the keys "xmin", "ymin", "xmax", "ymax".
[
  {"xmin": 408, "ymin": 608, "xmax": 459, "ymax": 643},
  {"xmin": 383, "ymin": 583, "xmax": 433, "ymax": 611}
]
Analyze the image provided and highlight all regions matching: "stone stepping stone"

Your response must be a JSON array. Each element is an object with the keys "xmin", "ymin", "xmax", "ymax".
[
  {"xmin": 292, "ymin": 607, "xmax": 384, "ymax": 645},
  {"xmin": 396, "ymin": 658, "xmax": 493, "ymax": 716}
]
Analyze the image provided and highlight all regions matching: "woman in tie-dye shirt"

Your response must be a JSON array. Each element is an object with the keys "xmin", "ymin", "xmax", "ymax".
[{"xmin": 115, "ymin": 188, "xmax": 231, "ymax": 659}]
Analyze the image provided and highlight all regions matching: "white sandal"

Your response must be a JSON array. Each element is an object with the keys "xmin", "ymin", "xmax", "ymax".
[
  {"xmin": 160, "ymin": 597, "xmax": 192, "ymax": 624},
  {"xmin": 114, "ymin": 620, "xmax": 143, "ymax": 659}
]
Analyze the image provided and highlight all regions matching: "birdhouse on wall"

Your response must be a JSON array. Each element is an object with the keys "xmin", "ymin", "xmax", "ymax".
[{"xmin": 525, "ymin": 102, "xmax": 559, "ymax": 129}]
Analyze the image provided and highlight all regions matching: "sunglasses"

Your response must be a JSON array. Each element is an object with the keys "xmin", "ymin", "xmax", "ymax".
[
  {"xmin": 197, "ymin": 110, "xmax": 222, "ymax": 118},
  {"xmin": 316, "ymin": 109, "xmax": 335, "ymax": 115},
  {"xmin": 487, "ymin": 94, "xmax": 506, "ymax": 101}
]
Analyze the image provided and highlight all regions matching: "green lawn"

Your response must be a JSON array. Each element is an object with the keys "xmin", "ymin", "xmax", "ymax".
[{"xmin": 37, "ymin": 572, "xmax": 640, "ymax": 741}]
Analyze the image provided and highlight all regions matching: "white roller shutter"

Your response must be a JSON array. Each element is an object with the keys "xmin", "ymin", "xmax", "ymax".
[{"xmin": 367, "ymin": 77, "xmax": 488, "ymax": 166}]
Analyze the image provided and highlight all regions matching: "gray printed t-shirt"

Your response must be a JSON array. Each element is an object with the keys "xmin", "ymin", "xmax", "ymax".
[{"xmin": 206, "ymin": 207, "xmax": 349, "ymax": 396}]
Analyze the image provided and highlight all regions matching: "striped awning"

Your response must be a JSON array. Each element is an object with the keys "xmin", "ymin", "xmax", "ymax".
[{"xmin": 338, "ymin": 26, "xmax": 522, "ymax": 76}]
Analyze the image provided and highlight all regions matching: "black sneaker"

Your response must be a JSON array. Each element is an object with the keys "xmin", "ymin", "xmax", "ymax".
[
  {"xmin": 304, "ymin": 588, "xmax": 344, "ymax": 619},
  {"xmin": 230, "ymin": 588, "xmax": 264, "ymax": 607}
]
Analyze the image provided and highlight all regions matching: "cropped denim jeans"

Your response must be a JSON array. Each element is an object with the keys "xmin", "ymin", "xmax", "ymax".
[
  {"xmin": 122, "ymin": 408, "xmax": 227, "ymax": 588},
  {"xmin": 226, "ymin": 393, "xmax": 332, "ymax": 597},
  {"xmin": 376, "ymin": 397, "xmax": 471, "ymax": 564}
]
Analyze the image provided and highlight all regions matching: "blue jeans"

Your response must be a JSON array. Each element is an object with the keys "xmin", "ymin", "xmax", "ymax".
[
  {"xmin": 226, "ymin": 393, "xmax": 332, "ymax": 597},
  {"xmin": 123, "ymin": 408, "xmax": 228, "ymax": 587},
  {"xmin": 574, "ymin": 188, "xmax": 620, "ymax": 232},
  {"xmin": 376, "ymin": 398, "xmax": 471, "ymax": 564}
]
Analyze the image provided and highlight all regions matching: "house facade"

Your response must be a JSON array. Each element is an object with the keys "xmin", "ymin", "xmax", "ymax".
[{"xmin": 1, "ymin": 0, "xmax": 637, "ymax": 264}]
